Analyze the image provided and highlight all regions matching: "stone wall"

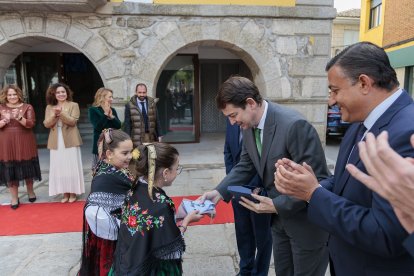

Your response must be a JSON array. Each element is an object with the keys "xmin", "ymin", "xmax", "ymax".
[{"xmin": 0, "ymin": 1, "xmax": 335, "ymax": 142}]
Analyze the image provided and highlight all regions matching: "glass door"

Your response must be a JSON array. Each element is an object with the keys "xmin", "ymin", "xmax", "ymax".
[{"xmin": 156, "ymin": 55, "xmax": 199, "ymax": 143}]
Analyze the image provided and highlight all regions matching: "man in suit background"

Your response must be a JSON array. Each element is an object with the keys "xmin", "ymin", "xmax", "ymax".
[
  {"xmin": 224, "ymin": 118, "xmax": 272, "ymax": 276},
  {"xmin": 276, "ymin": 42, "xmax": 414, "ymax": 275},
  {"xmin": 202, "ymin": 76, "xmax": 330, "ymax": 276}
]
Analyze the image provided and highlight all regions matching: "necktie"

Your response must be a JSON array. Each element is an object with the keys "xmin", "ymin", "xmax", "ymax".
[
  {"xmin": 347, "ymin": 123, "xmax": 367, "ymax": 164},
  {"xmin": 140, "ymin": 101, "xmax": 149, "ymax": 132},
  {"xmin": 355, "ymin": 123, "xmax": 367, "ymax": 144},
  {"xmin": 254, "ymin": 128, "xmax": 262, "ymax": 157},
  {"xmin": 239, "ymin": 127, "xmax": 243, "ymax": 145}
]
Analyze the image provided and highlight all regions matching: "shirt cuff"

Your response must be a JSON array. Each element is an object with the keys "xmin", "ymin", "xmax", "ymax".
[{"xmin": 307, "ymin": 184, "xmax": 323, "ymax": 204}]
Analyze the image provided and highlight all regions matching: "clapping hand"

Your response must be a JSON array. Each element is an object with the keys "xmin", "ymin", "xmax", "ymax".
[
  {"xmin": 1, "ymin": 110, "xmax": 10, "ymax": 123},
  {"xmin": 53, "ymin": 106, "xmax": 62, "ymax": 117},
  {"xmin": 0, "ymin": 119, "xmax": 8, "ymax": 127},
  {"xmin": 0, "ymin": 111, "xmax": 11, "ymax": 127},
  {"xmin": 275, "ymin": 158, "xmax": 320, "ymax": 202},
  {"xmin": 107, "ymin": 108, "xmax": 113, "ymax": 118},
  {"xmin": 11, "ymin": 108, "xmax": 20, "ymax": 119},
  {"xmin": 103, "ymin": 103, "xmax": 113, "ymax": 118}
]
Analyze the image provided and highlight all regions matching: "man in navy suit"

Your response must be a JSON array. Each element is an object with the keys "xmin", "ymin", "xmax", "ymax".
[
  {"xmin": 224, "ymin": 118, "xmax": 272, "ymax": 276},
  {"xmin": 276, "ymin": 42, "xmax": 414, "ymax": 275}
]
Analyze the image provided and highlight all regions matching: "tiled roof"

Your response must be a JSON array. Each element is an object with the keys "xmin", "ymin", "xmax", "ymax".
[{"xmin": 337, "ymin": 8, "xmax": 360, "ymax": 18}]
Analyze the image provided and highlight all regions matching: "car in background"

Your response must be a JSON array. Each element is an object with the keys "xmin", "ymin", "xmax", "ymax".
[{"xmin": 327, "ymin": 105, "xmax": 351, "ymax": 137}]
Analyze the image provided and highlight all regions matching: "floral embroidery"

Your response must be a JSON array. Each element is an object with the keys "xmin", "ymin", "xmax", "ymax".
[
  {"xmin": 154, "ymin": 192, "xmax": 175, "ymax": 211},
  {"xmin": 121, "ymin": 201, "xmax": 165, "ymax": 237}
]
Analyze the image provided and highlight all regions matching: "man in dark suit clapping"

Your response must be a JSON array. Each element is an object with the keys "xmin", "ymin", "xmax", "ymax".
[{"xmin": 276, "ymin": 42, "xmax": 414, "ymax": 275}]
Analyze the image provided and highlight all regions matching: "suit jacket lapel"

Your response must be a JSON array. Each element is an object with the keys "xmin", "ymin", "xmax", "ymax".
[
  {"xmin": 260, "ymin": 106, "xmax": 277, "ymax": 172},
  {"xmin": 332, "ymin": 123, "xmax": 358, "ymax": 194},
  {"xmin": 243, "ymin": 128, "xmax": 261, "ymax": 177},
  {"xmin": 235, "ymin": 126, "xmax": 242, "ymax": 160}
]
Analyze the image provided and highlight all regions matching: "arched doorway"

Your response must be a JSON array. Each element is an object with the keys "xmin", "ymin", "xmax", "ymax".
[
  {"xmin": 156, "ymin": 46, "xmax": 252, "ymax": 143},
  {"xmin": 1, "ymin": 37, "xmax": 104, "ymax": 146}
]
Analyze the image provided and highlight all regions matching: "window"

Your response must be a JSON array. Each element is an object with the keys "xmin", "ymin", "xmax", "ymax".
[
  {"xmin": 369, "ymin": 0, "xmax": 382, "ymax": 29},
  {"xmin": 344, "ymin": 30, "xmax": 359, "ymax": 47}
]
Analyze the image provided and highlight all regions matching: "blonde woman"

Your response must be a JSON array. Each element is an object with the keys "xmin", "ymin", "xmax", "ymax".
[
  {"xmin": 44, "ymin": 83, "xmax": 84, "ymax": 203},
  {"xmin": 0, "ymin": 84, "xmax": 41, "ymax": 209},
  {"xmin": 88, "ymin": 87, "xmax": 121, "ymax": 168}
]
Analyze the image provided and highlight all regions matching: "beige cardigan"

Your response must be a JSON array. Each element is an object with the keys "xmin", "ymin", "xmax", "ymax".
[{"xmin": 43, "ymin": 101, "xmax": 83, "ymax": 150}]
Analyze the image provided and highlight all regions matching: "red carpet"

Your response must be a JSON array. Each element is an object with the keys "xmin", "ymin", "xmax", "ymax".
[{"xmin": 0, "ymin": 195, "xmax": 234, "ymax": 236}]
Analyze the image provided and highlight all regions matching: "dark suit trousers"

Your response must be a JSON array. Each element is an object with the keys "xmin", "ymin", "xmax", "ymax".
[
  {"xmin": 232, "ymin": 199, "xmax": 273, "ymax": 276},
  {"xmin": 271, "ymin": 216, "xmax": 328, "ymax": 276}
]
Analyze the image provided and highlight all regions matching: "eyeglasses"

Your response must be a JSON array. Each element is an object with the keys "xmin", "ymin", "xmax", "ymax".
[{"xmin": 176, "ymin": 165, "xmax": 183, "ymax": 175}]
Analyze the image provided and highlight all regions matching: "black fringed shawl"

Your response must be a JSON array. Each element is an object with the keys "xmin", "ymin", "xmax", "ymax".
[
  {"xmin": 86, "ymin": 161, "xmax": 134, "ymax": 233},
  {"xmin": 113, "ymin": 181, "xmax": 185, "ymax": 275},
  {"xmin": 79, "ymin": 161, "xmax": 134, "ymax": 275}
]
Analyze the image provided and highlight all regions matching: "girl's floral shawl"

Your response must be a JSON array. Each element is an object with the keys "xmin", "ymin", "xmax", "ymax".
[{"xmin": 113, "ymin": 181, "xmax": 185, "ymax": 275}]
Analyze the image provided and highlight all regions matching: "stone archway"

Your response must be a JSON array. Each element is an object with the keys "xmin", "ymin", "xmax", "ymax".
[
  {"xmin": 151, "ymin": 39, "xmax": 263, "ymax": 141},
  {"xmin": 0, "ymin": 13, "xmax": 124, "ymax": 98},
  {"xmin": 128, "ymin": 19, "xmax": 271, "ymax": 98},
  {"xmin": 0, "ymin": 10, "xmax": 331, "ymax": 142}
]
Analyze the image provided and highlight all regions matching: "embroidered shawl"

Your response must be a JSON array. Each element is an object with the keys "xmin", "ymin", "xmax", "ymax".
[{"xmin": 113, "ymin": 181, "xmax": 185, "ymax": 275}]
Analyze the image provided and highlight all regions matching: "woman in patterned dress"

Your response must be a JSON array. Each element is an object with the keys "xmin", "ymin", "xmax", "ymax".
[
  {"xmin": 0, "ymin": 84, "xmax": 41, "ymax": 209},
  {"xmin": 113, "ymin": 143, "xmax": 203, "ymax": 275},
  {"xmin": 79, "ymin": 129, "xmax": 134, "ymax": 276}
]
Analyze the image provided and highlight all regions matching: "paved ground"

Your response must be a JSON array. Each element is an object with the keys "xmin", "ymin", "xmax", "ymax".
[{"xmin": 0, "ymin": 133, "xmax": 339, "ymax": 275}]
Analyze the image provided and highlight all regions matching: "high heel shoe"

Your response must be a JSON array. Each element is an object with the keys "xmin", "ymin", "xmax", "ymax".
[
  {"xmin": 11, "ymin": 199, "xmax": 20, "ymax": 210},
  {"xmin": 28, "ymin": 195, "xmax": 37, "ymax": 203}
]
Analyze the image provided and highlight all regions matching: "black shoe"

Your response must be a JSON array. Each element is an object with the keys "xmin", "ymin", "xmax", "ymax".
[
  {"xmin": 28, "ymin": 196, "xmax": 37, "ymax": 203},
  {"xmin": 11, "ymin": 199, "xmax": 20, "ymax": 210}
]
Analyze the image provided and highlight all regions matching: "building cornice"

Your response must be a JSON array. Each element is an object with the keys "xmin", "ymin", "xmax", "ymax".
[
  {"xmin": 0, "ymin": 0, "xmax": 107, "ymax": 12},
  {"xmin": 96, "ymin": 2, "xmax": 336, "ymax": 19}
]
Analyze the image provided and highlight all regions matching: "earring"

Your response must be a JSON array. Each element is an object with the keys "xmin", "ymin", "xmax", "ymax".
[{"xmin": 164, "ymin": 178, "xmax": 167, "ymax": 182}]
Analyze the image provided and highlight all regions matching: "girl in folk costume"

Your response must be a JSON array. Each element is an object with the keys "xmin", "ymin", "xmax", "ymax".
[
  {"xmin": 113, "ymin": 143, "xmax": 203, "ymax": 275},
  {"xmin": 44, "ymin": 83, "xmax": 84, "ymax": 203},
  {"xmin": 79, "ymin": 129, "xmax": 135, "ymax": 276}
]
